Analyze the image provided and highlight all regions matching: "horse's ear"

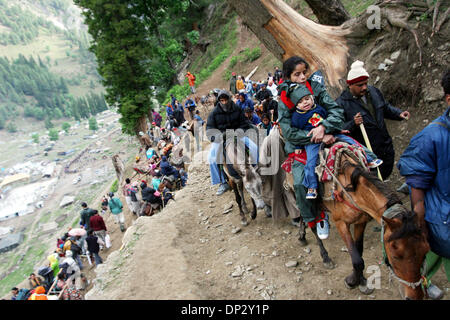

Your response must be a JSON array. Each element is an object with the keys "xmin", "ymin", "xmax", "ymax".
[{"xmin": 382, "ymin": 216, "xmax": 401, "ymax": 230}]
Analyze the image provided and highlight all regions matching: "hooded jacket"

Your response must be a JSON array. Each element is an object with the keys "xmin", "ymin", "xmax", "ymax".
[
  {"xmin": 236, "ymin": 93, "xmax": 255, "ymax": 112},
  {"xmin": 206, "ymin": 90, "xmax": 252, "ymax": 141}
]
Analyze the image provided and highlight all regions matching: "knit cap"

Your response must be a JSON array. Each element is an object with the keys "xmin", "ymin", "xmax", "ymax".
[
  {"xmin": 289, "ymin": 84, "xmax": 313, "ymax": 106},
  {"xmin": 346, "ymin": 60, "xmax": 369, "ymax": 85}
]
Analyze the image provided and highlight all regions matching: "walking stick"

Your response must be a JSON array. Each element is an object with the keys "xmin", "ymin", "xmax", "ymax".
[{"xmin": 359, "ymin": 123, "xmax": 383, "ymax": 181}]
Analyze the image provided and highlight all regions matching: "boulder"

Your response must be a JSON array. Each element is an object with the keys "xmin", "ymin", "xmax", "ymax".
[{"xmin": 59, "ymin": 195, "xmax": 75, "ymax": 208}]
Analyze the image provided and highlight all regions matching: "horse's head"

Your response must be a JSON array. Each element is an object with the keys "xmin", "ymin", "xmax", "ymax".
[
  {"xmin": 382, "ymin": 208, "xmax": 430, "ymax": 300},
  {"xmin": 242, "ymin": 164, "xmax": 266, "ymax": 210}
]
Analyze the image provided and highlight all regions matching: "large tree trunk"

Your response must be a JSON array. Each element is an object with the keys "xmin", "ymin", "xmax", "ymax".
[
  {"xmin": 304, "ymin": 0, "xmax": 351, "ymax": 26},
  {"xmin": 226, "ymin": 0, "xmax": 425, "ymax": 97}
]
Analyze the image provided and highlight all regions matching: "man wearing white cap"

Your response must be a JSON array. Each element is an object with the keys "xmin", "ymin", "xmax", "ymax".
[{"xmin": 336, "ymin": 60, "xmax": 410, "ymax": 179}]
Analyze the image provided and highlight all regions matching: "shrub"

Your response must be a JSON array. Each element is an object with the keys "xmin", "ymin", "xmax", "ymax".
[{"xmin": 110, "ymin": 179, "xmax": 118, "ymax": 193}]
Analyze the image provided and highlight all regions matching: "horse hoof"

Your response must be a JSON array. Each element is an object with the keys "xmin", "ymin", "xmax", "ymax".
[
  {"xmin": 323, "ymin": 261, "xmax": 335, "ymax": 270},
  {"xmin": 298, "ymin": 238, "xmax": 308, "ymax": 246},
  {"xmin": 251, "ymin": 213, "xmax": 257, "ymax": 220},
  {"xmin": 358, "ymin": 285, "xmax": 374, "ymax": 295},
  {"xmin": 241, "ymin": 220, "xmax": 248, "ymax": 226},
  {"xmin": 344, "ymin": 274, "xmax": 359, "ymax": 289}
]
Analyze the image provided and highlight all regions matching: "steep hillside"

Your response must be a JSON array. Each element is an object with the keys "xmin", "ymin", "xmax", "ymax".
[{"xmin": 0, "ymin": 0, "xmax": 105, "ymax": 131}]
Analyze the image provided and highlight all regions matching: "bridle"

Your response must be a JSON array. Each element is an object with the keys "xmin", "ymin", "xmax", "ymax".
[{"xmin": 381, "ymin": 204, "xmax": 428, "ymax": 292}]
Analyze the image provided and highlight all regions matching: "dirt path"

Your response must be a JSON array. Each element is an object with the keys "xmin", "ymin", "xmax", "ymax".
[{"xmin": 85, "ymin": 146, "xmax": 449, "ymax": 300}]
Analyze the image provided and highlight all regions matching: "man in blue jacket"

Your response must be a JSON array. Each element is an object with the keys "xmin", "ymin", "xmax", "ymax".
[
  {"xmin": 337, "ymin": 60, "xmax": 410, "ymax": 179},
  {"xmin": 397, "ymin": 70, "xmax": 450, "ymax": 300},
  {"xmin": 236, "ymin": 92, "xmax": 254, "ymax": 112}
]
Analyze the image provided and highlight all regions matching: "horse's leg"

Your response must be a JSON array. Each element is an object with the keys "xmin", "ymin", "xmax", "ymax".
[
  {"xmin": 250, "ymin": 198, "xmax": 257, "ymax": 220},
  {"xmin": 298, "ymin": 215, "xmax": 308, "ymax": 246},
  {"xmin": 335, "ymin": 221, "xmax": 367, "ymax": 291},
  {"xmin": 310, "ymin": 226, "xmax": 334, "ymax": 269},
  {"xmin": 237, "ymin": 179, "xmax": 249, "ymax": 215},
  {"xmin": 230, "ymin": 180, "xmax": 248, "ymax": 226},
  {"xmin": 353, "ymin": 222, "xmax": 374, "ymax": 294}
]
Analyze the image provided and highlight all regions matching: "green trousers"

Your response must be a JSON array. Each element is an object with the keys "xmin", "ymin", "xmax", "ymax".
[
  {"xmin": 292, "ymin": 160, "xmax": 318, "ymax": 223},
  {"xmin": 425, "ymin": 250, "xmax": 450, "ymax": 285}
]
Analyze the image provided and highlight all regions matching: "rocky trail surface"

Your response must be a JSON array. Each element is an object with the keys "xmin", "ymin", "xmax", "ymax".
[{"xmin": 85, "ymin": 148, "xmax": 449, "ymax": 300}]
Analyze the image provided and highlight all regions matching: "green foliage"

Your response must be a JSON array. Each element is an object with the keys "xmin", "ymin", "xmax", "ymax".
[
  {"xmin": 187, "ymin": 30, "xmax": 200, "ymax": 45},
  {"xmin": 88, "ymin": 117, "xmax": 98, "ymax": 131},
  {"xmin": 110, "ymin": 179, "xmax": 118, "ymax": 193},
  {"xmin": 44, "ymin": 118, "xmax": 54, "ymax": 129},
  {"xmin": 31, "ymin": 133, "xmax": 39, "ymax": 143},
  {"xmin": 6, "ymin": 121, "xmax": 17, "ymax": 133},
  {"xmin": 48, "ymin": 128, "xmax": 59, "ymax": 141},
  {"xmin": 74, "ymin": 0, "xmax": 216, "ymax": 135},
  {"xmin": 246, "ymin": 47, "xmax": 262, "ymax": 62},
  {"xmin": 61, "ymin": 122, "xmax": 71, "ymax": 133},
  {"xmin": 229, "ymin": 56, "xmax": 238, "ymax": 69},
  {"xmin": 0, "ymin": 54, "xmax": 107, "ymax": 129}
]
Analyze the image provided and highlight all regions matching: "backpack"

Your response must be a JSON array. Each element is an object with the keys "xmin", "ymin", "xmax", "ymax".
[
  {"xmin": 192, "ymin": 74, "xmax": 196, "ymax": 81},
  {"xmin": 16, "ymin": 288, "xmax": 31, "ymax": 300}
]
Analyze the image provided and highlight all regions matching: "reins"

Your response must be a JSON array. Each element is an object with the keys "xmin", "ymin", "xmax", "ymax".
[{"xmin": 380, "ymin": 204, "xmax": 428, "ymax": 291}]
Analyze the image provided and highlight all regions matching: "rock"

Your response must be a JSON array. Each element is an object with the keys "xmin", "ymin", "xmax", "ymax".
[
  {"xmin": 246, "ymin": 266, "xmax": 254, "ymax": 271},
  {"xmin": 390, "ymin": 50, "xmax": 401, "ymax": 60},
  {"xmin": 261, "ymin": 291, "xmax": 271, "ymax": 300},
  {"xmin": 272, "ymin": 250, "xmax": 279, "ymax": 257},
  {"xmin": 216, "ymin": 248, "xmax": 225, "ymax": 254},
  {"xmin": 231, "ymin": 266, "xmax": 244, "ymax": 277},
  {"xmin": 223, "ymin": 208, "xmax": 233, "ymax": 214},
  {"xmin": 209, "ymin": 204, "xmax": 215, "ymax": 208},
  {"xmin": 327, "ymin": 289, "xmax": 333, "ymax": 295},
  {"xmin": 232, "ymin": 227, "xmax": 241, "ymax": 234},
  {"xmin": 303, "ymin": 247, "xmax": 311, "ymax": 254},
  {"xmin": 438, "ymin": 43, "xmax": 450, "ymax": 51},
  {"xmin": 206, "ymin": 270, "xmax": 211, "ymax": 275},
  {"xmin": 374, "ymin": 76, "xmax": 380, "ymax": 84},
  {"xmin": 283, "ymin": 230, "xmax": 291, "ymax": 235},
  {"xmin": 285, "ymin": 260, "xmax": 298, "ymax": 268},
  {"xmin": 256, "ymin": 231, "xmax": 262, "ymax": 236},
  {"xmin": 59, "ymin": 195, "xmax": 75, "ymax": 208},
  {"xmin": 214, "ymin": 224, "xmax": 223, "ymax": 228},
  {"xmin": 378, "ymin": 63, "xmax": 388, "ymax": 71},
  {"xmin": 384, "ymin": 58, "xmax": 394, "ymax": 65},
  {"xmin": 223, "ymin": 203, "xmax": 233, "ymax": 211},
  {"xmin": 255, "ymin": 285, "xmax": 264, "ymax": 292}
]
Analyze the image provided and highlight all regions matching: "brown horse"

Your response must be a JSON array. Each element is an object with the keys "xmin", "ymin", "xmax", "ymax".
[
  {"xmin": 318, "ymin": 152, "xmax": 429, "ymax": 299},
  {"xmin": 279, "ymin": 139, "xmax": 430, "ymax": 299}
]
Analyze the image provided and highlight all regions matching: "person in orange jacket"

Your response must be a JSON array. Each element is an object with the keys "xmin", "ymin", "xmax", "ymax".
[
  {"xmin": 28, "ymin": 286, "xmax": 48, "ymax": 300},
  {"xmin": 186, "ymin": 71, "xmax": 196, "ymax": 93}
]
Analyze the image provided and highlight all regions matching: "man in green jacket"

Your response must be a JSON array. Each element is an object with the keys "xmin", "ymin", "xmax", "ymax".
[
  {"xmin": 80, "ymin": 202, "xmax": 96, "ymax": 232},
  {"xmin": 108, "ymin": 192, "xmax": 125, "ymax": 232}
]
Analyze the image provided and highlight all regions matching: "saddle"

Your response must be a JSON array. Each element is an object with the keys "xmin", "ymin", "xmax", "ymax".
[{"xmin": 282, "ymin": 141, "xmax": 369, "ymax": 200}]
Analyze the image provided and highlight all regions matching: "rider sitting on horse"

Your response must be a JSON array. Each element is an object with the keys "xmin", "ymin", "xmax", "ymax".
[
  {"xmin": 206, "ymin": 90, "xmax": 259, "ymax": 195},
  {"xmin": 289, "ymin": 84, "xmax": 382, "ymax": 199}
]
